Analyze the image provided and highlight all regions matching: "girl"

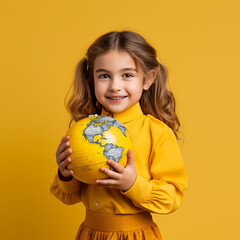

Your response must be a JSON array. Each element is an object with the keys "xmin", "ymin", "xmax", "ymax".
[{"xmin": 50, "ymin": 31, "xmax": 187, "ymax": 240}]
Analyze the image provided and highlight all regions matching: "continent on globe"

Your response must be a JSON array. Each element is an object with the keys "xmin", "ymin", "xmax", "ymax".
[
  {"xmin": 83, "ymin": 116, "xmax": 127, "ymax": 164},
  {"xmin": 103, "ymin": 143, "xmax": 123, "ymax": 162},
  {"xmin": 66, "ymin": 115, "xmax": 133, "ymax": 184}
]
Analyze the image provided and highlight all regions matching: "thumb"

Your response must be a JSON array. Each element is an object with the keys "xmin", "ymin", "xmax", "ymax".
[{"xmin": 127, "ymin": 149, "xmax": 135, "ymax": 167}]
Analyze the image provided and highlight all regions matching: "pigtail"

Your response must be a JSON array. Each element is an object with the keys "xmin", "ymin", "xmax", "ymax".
[
  {"xmin": 158, "ymin": 63, "xmax": 180, "ymax": 138},
  {"xmin": 65, "ymin": 57, "xmax": 99, "ymax": 126},
  {"xmin": 140, "ymin": 62, "xmax": 181, "ymax": 139}
]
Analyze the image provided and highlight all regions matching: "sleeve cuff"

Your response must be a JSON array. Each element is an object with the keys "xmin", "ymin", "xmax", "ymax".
[
  {"xmin": 57, "ymin": 174, "xmax": 82, "ymax": 193},
  {"xmin": 122, "ymin": 175, "xmax": 152, "ymax": 204}
]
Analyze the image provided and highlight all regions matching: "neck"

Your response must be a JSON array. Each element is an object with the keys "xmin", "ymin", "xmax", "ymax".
[{"xmin": 101, "ymin": 103, "xmax": 143, "ymax": 124}]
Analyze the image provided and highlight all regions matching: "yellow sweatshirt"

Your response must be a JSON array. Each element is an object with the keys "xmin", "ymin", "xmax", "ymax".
[{"xmin": 50, "ymin": 103, "xmax": 187, "ymax": 214}]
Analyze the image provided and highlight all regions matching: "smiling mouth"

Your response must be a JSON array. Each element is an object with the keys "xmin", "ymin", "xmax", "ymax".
[{"xmin": 106, "ymin": 96, "xmax": 127, "ymax": 100}]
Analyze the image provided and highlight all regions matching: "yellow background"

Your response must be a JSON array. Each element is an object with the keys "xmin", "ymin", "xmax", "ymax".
[{"xmin": 0, "ymin": 0, "xmax": 239, "ymax": 239}]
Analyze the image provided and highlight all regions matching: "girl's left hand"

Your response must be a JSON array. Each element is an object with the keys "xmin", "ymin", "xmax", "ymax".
[{"xmin": 96, "ymin": 149, "xmax": 137, "ymax": 192}]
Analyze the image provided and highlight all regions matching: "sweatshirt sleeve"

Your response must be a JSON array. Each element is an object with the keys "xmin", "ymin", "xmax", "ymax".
[
  {"xmin": 123, "ymin": 128, "xmax": 187, "ymax": 214},
  {"xmin": 50, "ymin": 172, "xmax": 82, "ymax": 205}
]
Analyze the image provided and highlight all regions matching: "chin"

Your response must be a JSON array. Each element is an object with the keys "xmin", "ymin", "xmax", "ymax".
[{"xmin": 106, "ymin": 106, "xmax": 126, "ymax": 114}]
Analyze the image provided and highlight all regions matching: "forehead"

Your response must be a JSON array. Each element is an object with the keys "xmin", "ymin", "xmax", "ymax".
[{"xmin": 94, "ymin": 50, "xmax": 137, "ymax": 71}]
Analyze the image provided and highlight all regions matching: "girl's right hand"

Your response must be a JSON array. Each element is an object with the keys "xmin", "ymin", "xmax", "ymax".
[{"xmin": 56, "ymin": 136, "xmax": 74, "ymax": 178}]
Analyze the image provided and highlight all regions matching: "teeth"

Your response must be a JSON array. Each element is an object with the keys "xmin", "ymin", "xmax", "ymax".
[{"xmin": 110, "ymin": 97, "xmax": 124, "ymax": 100}]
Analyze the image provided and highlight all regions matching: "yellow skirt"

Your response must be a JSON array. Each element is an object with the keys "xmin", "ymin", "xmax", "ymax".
[{"xmin": 75, "ymin": 209, "xmax": 162, "ymax": 240}]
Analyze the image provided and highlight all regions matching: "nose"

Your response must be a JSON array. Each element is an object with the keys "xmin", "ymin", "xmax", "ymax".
[{"xmin": 108, "ymin": 77, "xmax": 122, "ymax": 92}]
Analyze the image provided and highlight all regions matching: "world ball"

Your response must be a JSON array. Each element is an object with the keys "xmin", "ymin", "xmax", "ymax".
[{"xmin": 66, "ymin": 115, "xmax": 133, "ymax": 184}]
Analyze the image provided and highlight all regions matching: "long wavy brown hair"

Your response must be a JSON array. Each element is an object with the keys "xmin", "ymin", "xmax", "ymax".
[{"xmin": 66, "ymin": 31, "xmax": 181, "ymax": 139}]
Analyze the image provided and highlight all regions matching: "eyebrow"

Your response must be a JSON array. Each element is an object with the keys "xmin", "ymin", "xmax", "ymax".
[{"xmin": 95, "ymin": 68, "xmax": 138, "ymax": 73}]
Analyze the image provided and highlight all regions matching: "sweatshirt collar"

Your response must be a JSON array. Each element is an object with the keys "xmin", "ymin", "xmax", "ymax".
[{"xmin": 101, "ymin": 102, "xmax": 143, "ymax": 124}]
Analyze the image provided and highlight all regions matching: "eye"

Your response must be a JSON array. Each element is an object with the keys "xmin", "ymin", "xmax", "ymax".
[
  {"xmin": 123, "ymin": 73, "xmax": 133, "ymax": 78},
  {"xmin": 98, "ymin": 74, "xmax": 110, "ymax": 79}
]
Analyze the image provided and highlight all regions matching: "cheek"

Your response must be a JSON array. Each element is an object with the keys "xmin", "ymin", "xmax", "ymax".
[
  {"xmin": 127, "ymin": 83, "xmax": 144, "ymax": 96},
  {"xmin": 94, "ymin": 82, "xmax": 106, "ymax": 99}
]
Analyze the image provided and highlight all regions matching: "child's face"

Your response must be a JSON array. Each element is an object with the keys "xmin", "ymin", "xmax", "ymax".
[{"xmin": 93, "ymin": 50, "xmax": 152, "ymax": 113}]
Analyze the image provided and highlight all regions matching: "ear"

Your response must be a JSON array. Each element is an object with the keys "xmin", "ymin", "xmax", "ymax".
[{"xmin": 143, "ymin": 69, "xmax": 156, "ymax": 90}]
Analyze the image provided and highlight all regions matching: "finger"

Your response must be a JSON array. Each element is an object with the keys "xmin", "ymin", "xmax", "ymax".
[
  {"xmin": 57, "ymin": 148, "xmax": 72, "ymax": 164},
  {"xmin": 62, "ymin": 168, "xmax": 74, "ymax": 177},
  {"xmin": 96, "ymin": 178, "xmax": 117, "ymax": 186},
  {"xmin": 59, "ymin": 157, "xmax": 71, "ymax": 170},
  {"xmin": 61, "ymin": 135, "xmax": 70, "ymax": 144},
  {"xmin": 57, "ymin": 141, "xmax": 70, "ymax": 156},
  {"xmin": 127, "ymin": 149, "xmax": 135, "ymax": 167},
  {"xmin": 56, "ymin": 136, "xmax": 70, "ymax": 156},
  {"xmin": 107, "ymin": 160, "xmax": 125, "ymax": 173},
  {"xmin": 59, "ymin": 158, "xmax": 74, "ymax": 176},
  {"xmin": 100, "ymin": 166, "xmax": 120, "ymax": 179}
]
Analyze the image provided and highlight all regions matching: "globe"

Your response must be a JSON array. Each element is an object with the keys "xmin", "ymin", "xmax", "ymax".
[{"xmin": 66, "ymin": 115, "xmax": 133, "ymax": 184}]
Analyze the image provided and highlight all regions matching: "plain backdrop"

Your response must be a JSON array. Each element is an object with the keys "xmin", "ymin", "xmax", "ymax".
[{"xmin": 0, "ymin": 0, "xmax": 239, "ymax": 239}]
